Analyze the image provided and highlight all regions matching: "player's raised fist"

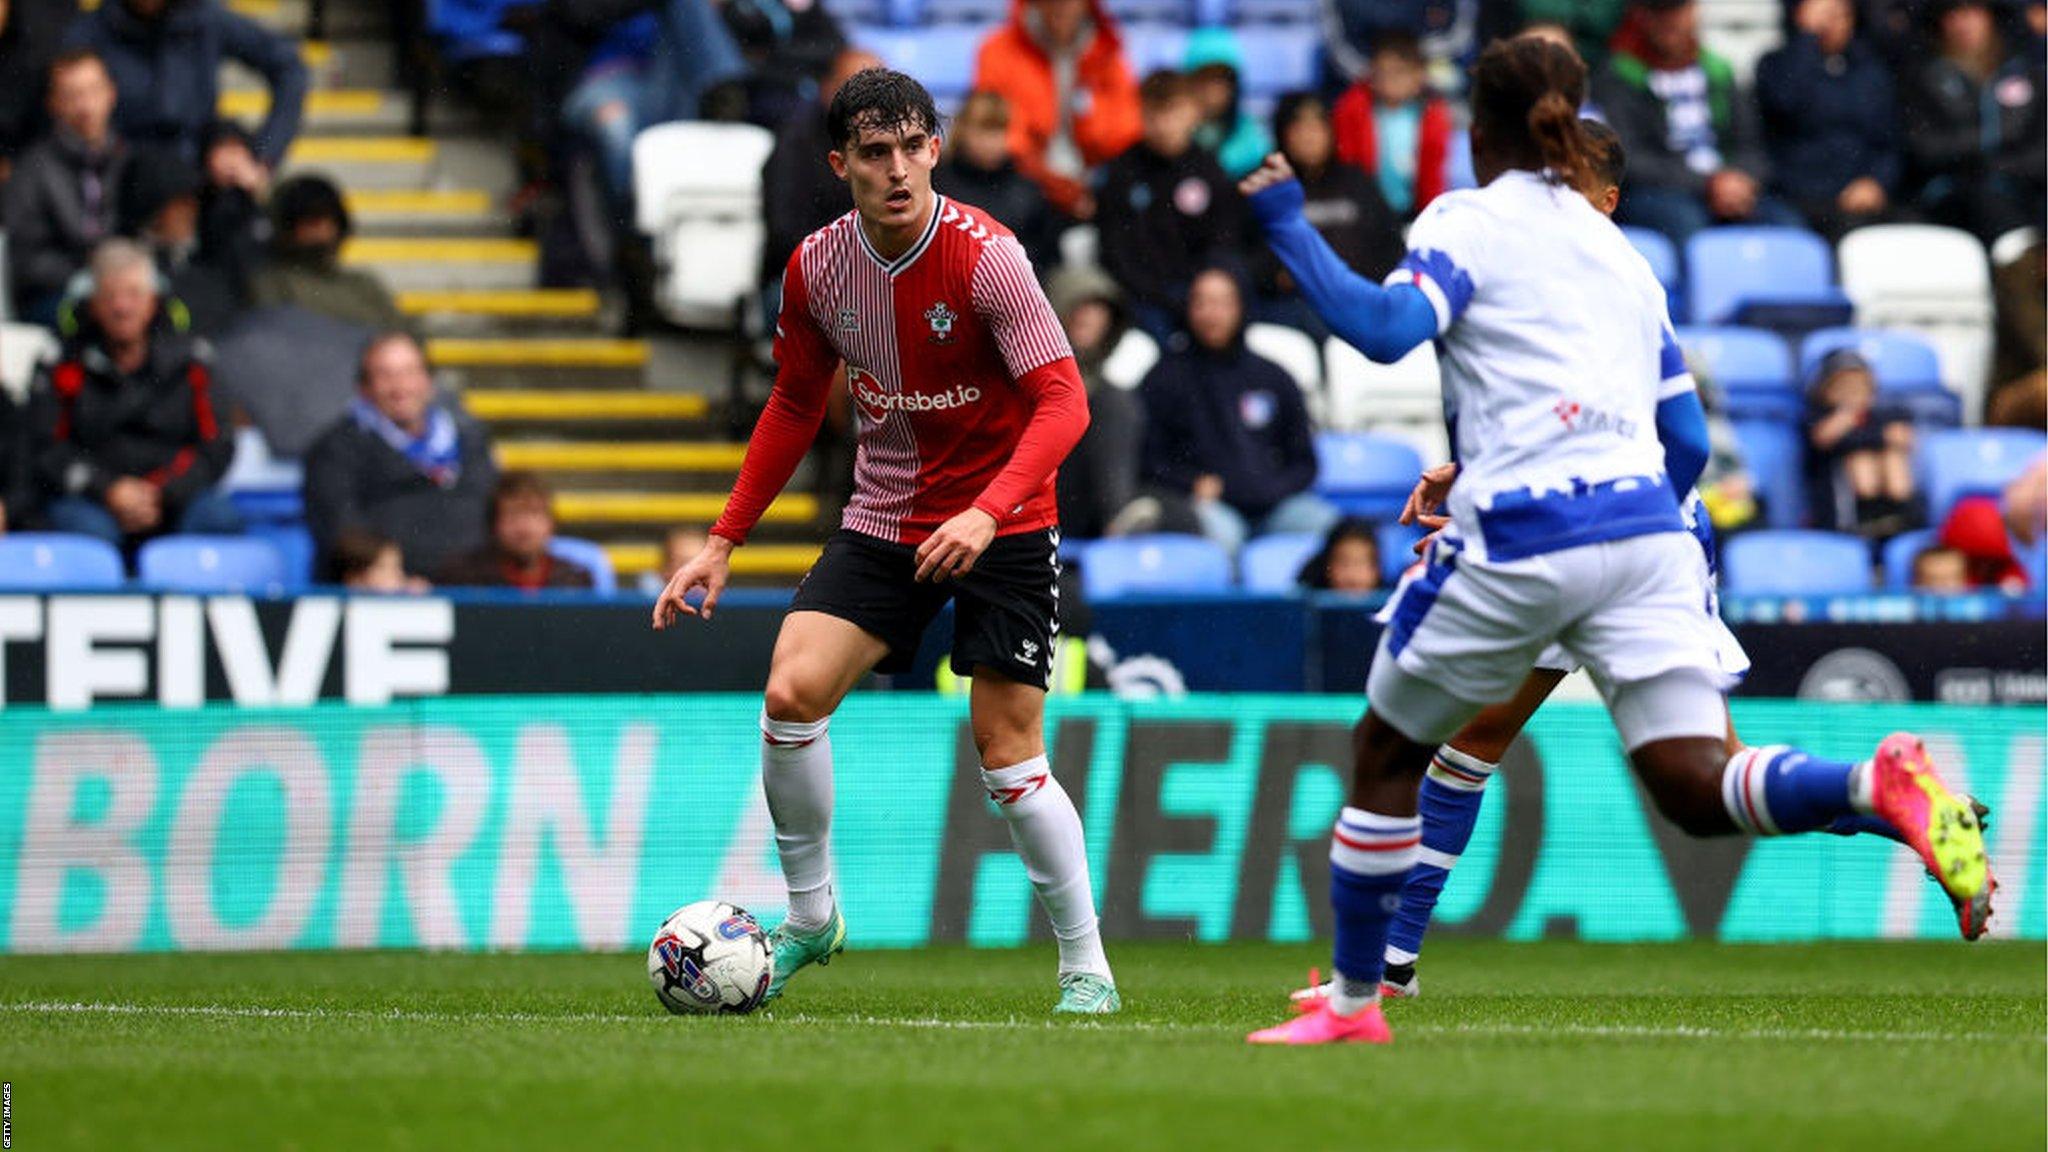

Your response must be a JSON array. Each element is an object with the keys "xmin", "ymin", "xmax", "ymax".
[
  {"xmin": 653, "ymin": 535, "xmax": 734, "ymax": 628},
  {"xmin": 1238, "ymin": 153, "xmax": 1297, "ymax": 199}
]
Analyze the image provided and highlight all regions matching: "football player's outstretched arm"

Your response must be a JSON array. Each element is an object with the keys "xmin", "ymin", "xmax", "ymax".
[{"xmin": 655, "ymin": 258, "xmax": 838, "ymax": 627}]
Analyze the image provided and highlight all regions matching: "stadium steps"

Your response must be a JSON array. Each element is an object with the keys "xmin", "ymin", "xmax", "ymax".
[
  {"xmin": 497, "ymin": 441, "xmax": 746, "ymax": 472},
  {"xmin": 605, "ymin": 541, "xmax": 821, "ymax": 580},
  {"xmin": 338, "ymin": 236, "xmax": 538, "ymax": 290},
  {"xmin": 346, "ymin": 189, "xmax": 512, "ymax": 237},
  {"xmin": 218, "ymin": 88, "xmax": 411, "ymax": 134},
  {"xmin": 463, "ymin": 390, "xmax": 710, "ymax": 424},
  {"xmin": 554, "ymin": 491, "xmax": 817, "ymax": 528}
]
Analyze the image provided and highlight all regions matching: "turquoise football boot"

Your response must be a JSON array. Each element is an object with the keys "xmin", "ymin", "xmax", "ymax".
[
  {"xmin": 1053, "ymin": 972, "xmax": 1121, "ymax": 1015},
  {"xmin": 764, "ymin": 910, "xmax": 846, "ymax": 1002}
]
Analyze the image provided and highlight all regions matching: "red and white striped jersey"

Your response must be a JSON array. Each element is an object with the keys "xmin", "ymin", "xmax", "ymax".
[{"xmin": 713, "ymin": 196, "xmax": 1086, "ymax": 548}]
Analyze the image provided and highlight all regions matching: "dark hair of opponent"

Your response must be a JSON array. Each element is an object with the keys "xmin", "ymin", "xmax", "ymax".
[
  {"xmin": 826, "ymin": 67, "xmax": 942, "ymax": 151},
  {"xmin": 1581, "ymin": 117, "xmax": 1625, "ymax": 189},
  {"xmin": 1468, "ymin": 36, "xmax": 1598, "ymax": 191}
]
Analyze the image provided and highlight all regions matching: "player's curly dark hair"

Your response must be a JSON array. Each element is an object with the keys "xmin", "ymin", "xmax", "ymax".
[
  {"xmin": 1469, "ymin": 36, "xmax": 1595, "ymax": 191},
  {"xmin": 826, "ymin": 67, "xmax": 942, "ymax": 151}
]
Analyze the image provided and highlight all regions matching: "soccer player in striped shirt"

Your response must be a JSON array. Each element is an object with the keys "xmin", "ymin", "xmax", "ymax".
[{"xmin": 654, "ymin": 68, "xmax": 1118, "ymax": 1013}]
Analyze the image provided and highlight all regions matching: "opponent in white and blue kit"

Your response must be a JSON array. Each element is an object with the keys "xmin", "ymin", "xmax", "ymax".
[{"xmin": 1238, "ymin": 36, "xmax": 1992, "ymax": 1046}]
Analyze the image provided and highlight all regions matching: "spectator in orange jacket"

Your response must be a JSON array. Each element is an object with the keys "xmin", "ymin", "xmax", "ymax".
[
  {"xmin": 971, "ymin": 0, "xmax": 1141, "ymax": 218},
  {"xmin": 1330, "ymin": 31, "xmax": 1453, "ymax": 218}
]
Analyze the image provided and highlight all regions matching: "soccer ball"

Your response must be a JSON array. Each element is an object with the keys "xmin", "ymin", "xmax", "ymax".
[{"xmin": 647, "ymin": 900, "xmax": 774, "ymax": 1015}]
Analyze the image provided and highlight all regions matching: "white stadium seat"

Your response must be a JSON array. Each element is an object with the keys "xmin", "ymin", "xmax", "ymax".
[
  {"xmin": 1101, "ymin": 327, "xmax": 1160, "ymax": 391},
  {"xmin": 632, "ymin": 121, "xmax": 777, "ymax": 330},
  {"xmin": 1323, "ymin": 336, "xmax": 1450, "ymax": 463},
  {"xmin": 1837, "ymin": 225, "xmax": 1994, "ymax": 421},
  {"xmin": 1244, "ymin": 322, "xmax": 1326, "ymax": 424},
  {"xmin": 0, "ymin": 321, "xmax": 57, "ymax": 405}
]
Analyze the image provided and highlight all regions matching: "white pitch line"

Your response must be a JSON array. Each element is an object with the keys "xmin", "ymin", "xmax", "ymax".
[{"xmin": 1, "ymin": 1000, "xmax": 2038, "ymax": 1046}]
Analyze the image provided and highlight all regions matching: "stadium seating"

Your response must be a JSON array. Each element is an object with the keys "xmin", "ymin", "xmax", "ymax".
[
  {"xmin": 1322, "ymin": 336, "xmax": 1440, "ymax": 434},
  {"xmin": 1622, "ymin": 226, "xmax": 1682, "ymax": 314},
  {"xmin": 1721, "ymin": 529, "xmax": 1872, "ymax": 596},
  {"xmin": 1238, "ymin": 531, "xmax": 1319, "ymax": 593},
  {"xmin": 1685, "ymin": 227, "xmax": 1851, "ymax": 330},
  {"xmin": 632, "ymin": 122, "xmax": 776, "ymax": 329},
  {"xmin": 0, "ymin": 533, "xmax": 125, "ymax": 590},
  {"xmin": 220, "ymin": 427, "xmax": 309, "ymax": 525},
  {"xmin": 246, "ymin": 523, "xmax": 317, "ymax": 591},
  {"xmin": 1231, "ymin": 26, "xmax": 1320, "ymax": 97},
  {"xmin": 1675, "ymin": 325, "xmax": 1795, "ymax": 422},
  {"xmin": 1881, "ymin": 527, "xmax": 1938, "ymax": 591},
  {"xmin": 1106, "ymin": 0, "xmax": 1194, "ymax": 27},
  {"xmin": 1080, "ymin": 534, "xmax": 1233, "ymax": 599},
  {"xmin": 0, "ymin": 320, "xmax": 57, "ymax": 404},
  {"xmin": 1917, "ymin": 428, "xmax": 2048, "ymax": 521},
  {"xmin": 1699, "ymin": 0, "xmax": 1784, "ymax": 82},
  {"xmin": 1837, "ymin": 225, "xmax": 1994, "ymax": 420},
  {"xmin": 1101, "ymin": 328, "xmax": 1161, "ymax": 391},
  {"xmin": 850, "ymin": 25, "xmax": 986, "ymax": 105},
  {"xmin": 1731, "ymin": 418, "xmax": 1807, "ymax": 529},
  {"xmin": 1798, "ymin": 328, "xmax": 1960, "ymax": 427},
  {"xmin": 549, "ymin": 536, "xmax": 618, "ymax": 595},
  {"xmin": 1314, "ymin": 432, "xmax": 1423, "ymax": 520},
  {"xmin": 1376, "ymin": 520, "xmax": 1427, "ymax": 583},
  {"xmin": 1244, "ymin": 322, "xmax": 1324, "ymax": 422},
  {"xmin": 138, "ymin": 536, "xmax": 288, "ymax": 594}
]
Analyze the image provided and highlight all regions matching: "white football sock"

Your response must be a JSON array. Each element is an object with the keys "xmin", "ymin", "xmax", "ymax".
[
  {"xmin": 982, "ymin": 756, "xmax": 1111, "ymax": 980},
  {"xmin": 761, "ymin": 711, "xmax": 835, "ymax": 932}
]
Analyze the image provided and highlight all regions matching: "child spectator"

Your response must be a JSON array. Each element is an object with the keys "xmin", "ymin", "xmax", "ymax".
[
  {"xmin": 1183, "ymin": 28, "xmax": 1270, "ymax": 179},
  {"xmin": 1803, "ymin": 348, "xmax": 1921, "ymax": 537},
  {"xmin": 1330, "ymin": 32, "xmax": 1453, "ymax": 219},
  {"xmin": 935, "ymin": 91, "xmax": 1058, "ymax": 272},
  {"xmin": 1097, "ymin": 71, "xmax": 1247, "ymax": 339},
  {"xmin": 1910, "ymin": 544, "xmax": 1973, "ymax": 592},
  {"xmin": 1298, "ymin": 518, "xmax": 1383, "ymax": 593},
  {"xmin": 333, "ymin": 528, "xmax": 430, "ymax": 593},
  {"xmin": 638, "ymin": 524, "xmax": 710, "ymax": 595},
  {"xmin": 439, "ymin": 471, "xmax": 595, "ymax": 591},
  {"xmin": 1939, "ymin": 494, "xmax": 2031, "ymax": 591}
]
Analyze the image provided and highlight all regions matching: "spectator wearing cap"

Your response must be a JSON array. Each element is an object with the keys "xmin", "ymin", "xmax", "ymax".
[
  {"xmin": 0, "ymin": 0, "xmax": 77, "ymax": 166},
  {"xmin": 1255, "ymin": 91, "xmax": 1404, "ymax": 337},
  {"xmin": 1802, "ymin": 347, "xmax": 1921, "ymax": 537},
  {"xmin": 1901, "ymin": 0, "xmax": 2046, "ymax": 248},
  {"xmin": 249, "ymin": 174, "xmax": 407, "ymax": 333},
  {"xmin": 1754, "ymin": 0, "xmax": 1902, "ymax": 243},
  {"xmin": 934, "ymin": 90, "xmax": 1059, "ymax": 273},
  {"xmin": 971, "ymin": 0, "xmax": 1143, "ymax": 219},
  {"xmin": 118, "ymin": 148, "xmax": 238, "ymax": 335},
  {"xmin": 1183, "ymin": 28, "xmax": 1270, "ymax": 179},
  {"xmin": 4, "ymin": 49, "xmax": 128, "ymax": 326},
  {"xmin": 303, "ymin": 332, "xmax": 496, "ymax": 579},
  {"xmin": 1596, "ymin": 0, "xmax": 1803, "ymax": 247},
  {"xmin": 64, "ymin": 0, "xmax": 307, "ymax": 168},
  {"xmin": 1096, "ymin": 71, "xmax": 1248, "ymax": 341},
  {"xmin": 439, "ymin": 471, "xmax": 595, "ymax": 591},
  {"xmin": 25, "ymin": 238, "xmax": 240, "ymax": 550}
]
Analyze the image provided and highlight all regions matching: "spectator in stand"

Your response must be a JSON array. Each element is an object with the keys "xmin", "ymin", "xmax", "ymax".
[
  {"xmin": 972, "ymin": 0, "xmax": 1142, "ymax": 220},
  {"xmin": 1138, "ymin": 266, "xmax": 1336, "ymax": 555},
  {"xmin": 439, "ymin": 471, "xmax": 596, "ymax": 590},
  {"xmin": 935, "ymin": 90, "xmax": 1059, "ymax": 273},
  {"xmin": 304, "ymin": 332, "xmax": 497, "ymax": 579},
  {"xmin": 1298, "ymin": 517, "xmax": 1383, "ymax": 593},
  {"xmin": 195, "ymin": 119, "xmax": 269, "ymax": 303},
  {"xmin": 26, "ymin": 239, "xmax": 239, "ymax": 549},
  {"xmin": 1097, "ymin": 72, "xmax": 1247, "ymax": 340},
  {"xmin": 65, "ymin": 0, "xmax": 306, "ymax": 168},
  {"xmin": 1902, "ymin": 0, "xmax": 2046, "ymax": 248},
  {"xmin": 0, "ymin": 0, "xmax": 76, "ymax": 168},
  {"xmin": 1320, "ymin": 0, "xmax": 1522, "ymax": 93},
  {"xmin": 1910, "ymin": 544, "xmax": 1973, "ymax": 591},
  {"xmin": 1331, "ymin": 32, "xmax": 1453, "ymax": 220},
  {"xmin": 1755, "ymin": 0, "xmax": 1902, "ymax": 243},
  {"xmin": 760, "ymin": 47, "xmax": 876, "ymax": 281},
  {"xmin": 1939, "ymin": 493, "xmax": 2030, "ymax": 590},
  {"xmin": 637, "ymin": 523, "xmax": 708, "ymax": 595},
  {"xmin": 1047, "ymin": 265, "xmax": 1159, "ymax": 539},
  {"xmin": 250, "ymin": 175, "xmax": 408, "ymax": 333},
  {"xmin": 1183, "ymin": 29, "xmax": 1270, "ymax": 179},
  {"xmin": 719, "ymin": 0, "xmax": 845, "ymax": 128},
  {"xmin": 118, "ymin": 150, "xmax": 238, "ymax": 335},
  {"xmin": 1802, "ymin": 347, "xmax": 1921, "ymax": 537},
  {"xmin": 332, "ymin": 527, "xmax": 430, "ymax": 593},
  {"xmin": 4, "ymin": 49, "xmax": 128, "ymax": 326},
  {"xmin": 1254, "ymin": 91, "xmax": 1404, "ymax": 336},
  {"xmin": 1505, "ymin": 0, "xmax": 1626, "ymax": 71},
  {"xmin": 1598, "ymin": 0, "xmax": 1802, "ymax": 247}
]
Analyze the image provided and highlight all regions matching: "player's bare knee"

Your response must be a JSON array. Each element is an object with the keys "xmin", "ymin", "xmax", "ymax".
[
  {"xmin": 1632, "ymin": 743, "xmax": 1738, "ymax": 836},
  {"xmin": 762, "ymin": 673, "xmax": 831, "ymax": 725}
]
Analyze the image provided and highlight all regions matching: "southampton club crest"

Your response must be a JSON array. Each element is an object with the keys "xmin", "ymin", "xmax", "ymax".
[{"xmin": 925, "ymin": 301, "xmax": 957, "ymax": 345}]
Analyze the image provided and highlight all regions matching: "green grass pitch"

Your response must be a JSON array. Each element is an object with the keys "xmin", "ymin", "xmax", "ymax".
[{"xmin": 0, "ymin": 940, "xmax": 2041, "ymax": 1151}]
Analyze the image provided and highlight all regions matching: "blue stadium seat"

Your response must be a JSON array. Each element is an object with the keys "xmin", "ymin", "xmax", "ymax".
[
  {"xmin": 1622, "ymin": 226, "xmax": 1682, "ymax": 313},
  {"xmin": 0, "ymin": 533, "xmax": 125, "ymax": 590},
  {"xmin": 1798, "ymin": 328, "xmax": 1959, "ymax": 426},
  {"xmin": 1239, "ymin": 532, "xmax": 1320, "ymax": 592},
  {"xmin": 1674, "ymin": 325, "xmax": 1795, "ymax": 422},
  {"xmin": 1376, "ymin": 520, "xmax": 1427, "ymax": 583},
  {"xmin": 1104, "ymin": 0, "xmax": 1192, "ymax": 26},
  {"xmin": 1918, "ymin": 428, "xmax": 2048, "ymax": 523},
  {"xmin": 1080, "ymin": 534, "xmax": 1232, "ymax": 599},
  {"xmin": 824, "ymin": 0, "xmax": 889, "ymax": 24},
  {"xmin": 1314, "ymin": 432, "xmax": 1423, "ymax": 520},
  {"xmin": 919, "ymin": 0, "xmax": 1006, "ymax": 21},
  {"xmin": 246, "ymin": 523, "xmax": 316, "ymax": 591},
  {"xmin": 1127, "ymin": 23, "xmax": 1191, "ymax": 73},
  {"xmin": 1685, "ymin": 227, "xmax": 1851, "ymax": 329},
  {"xmin": 1721, "ymin": 530, "xmax": 1871, "ymax": 596},
  {"xmin": 1881, "ymin": 527, "xmax": 1939, "ymax": 591},
  {"xmin": 1731, "ymin": 419, "xmax": 1807, "ymax": 529},
  {"xmin": 1227, "ymin": 0, "xmax": 1322, "ymax": 24},
  {"xmin": 850, "ymin": 26, "xmax": 986, "ymax": 104},
  {"xmin": 1233, "ymin": 25, "xmax": 1319, "ymax": 96},
  {"xmin": 549, "ymin": 536, "xmax": 618, "ymax": 595},
  {"xmin": 137, "ymin": 536, "xmax": 286, "ymax": 595}
]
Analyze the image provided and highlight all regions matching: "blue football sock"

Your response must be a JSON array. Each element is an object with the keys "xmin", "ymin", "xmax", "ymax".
[
  {"xmin": 1721, "ymin": 746, "xmax": 1868, "ymax": 835},
  {"xmin": 1827, "ymin": 814, "xmax": 1904, "ymax": 842},
  {"xmin": 1328, "ymin": 807, "xmax": 1422, "ymax": 1009},
  {"xmin": 1385, "ymin": 748, "xmax": 1495, "ymax": 964}
]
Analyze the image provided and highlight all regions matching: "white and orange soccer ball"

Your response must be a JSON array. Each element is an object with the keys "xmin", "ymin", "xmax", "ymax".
[{"xmin": 646, "ymin": 901, "xmax": 774, "ymax": 1015}]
